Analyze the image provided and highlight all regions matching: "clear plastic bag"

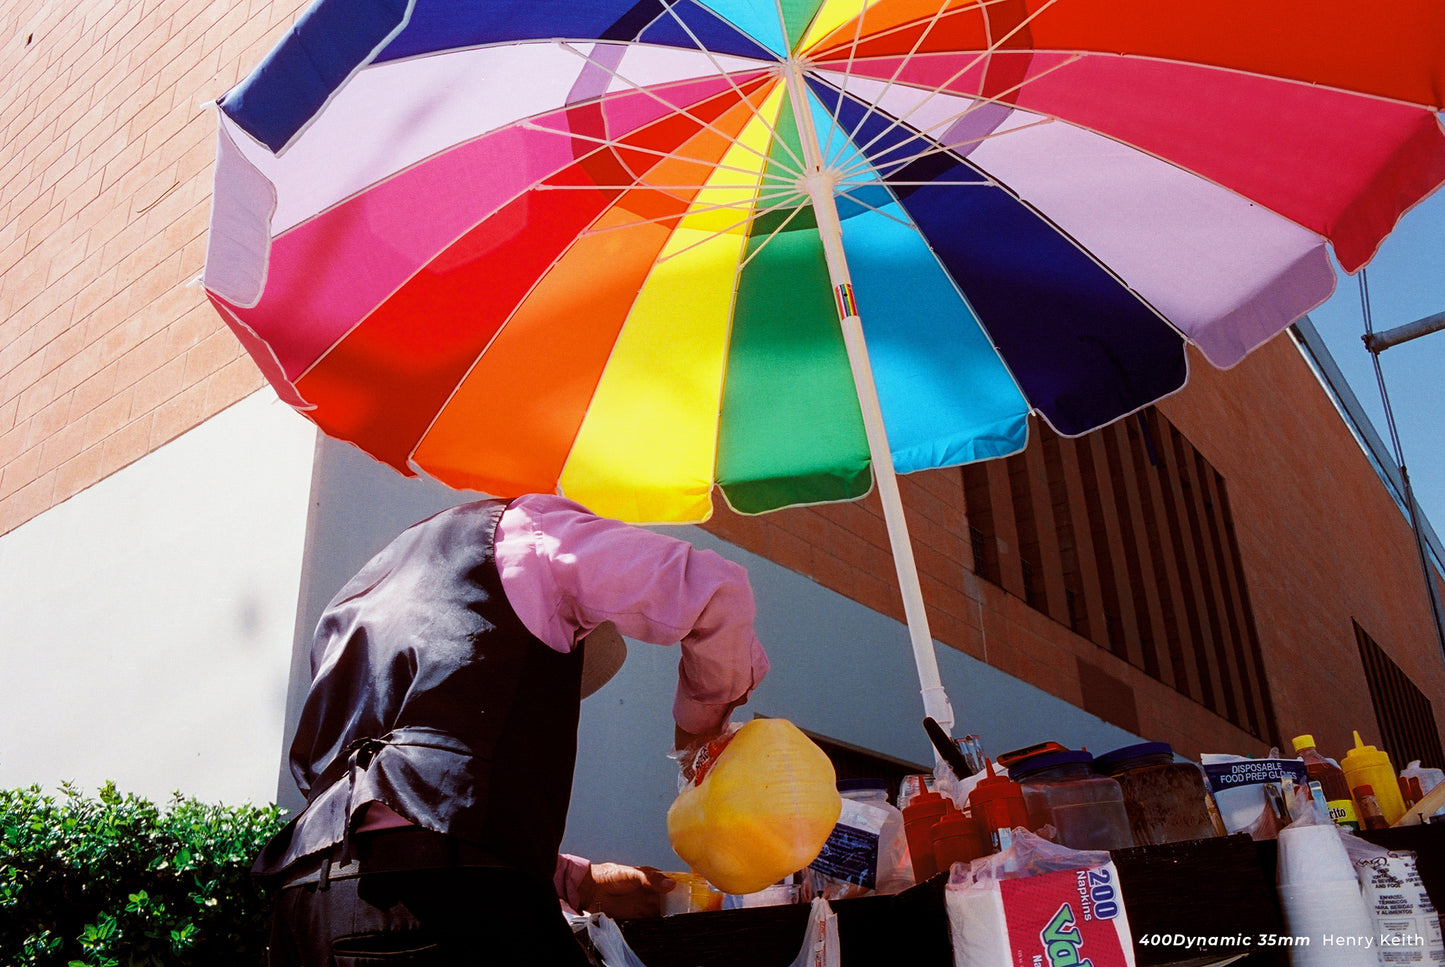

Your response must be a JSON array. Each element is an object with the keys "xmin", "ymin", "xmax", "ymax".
[
  {"xmin": 808, "ymin": 780, "xmax": 913, "ymax": 899},
  {"xmin": 1340, "ymin": 831, "xmax": 1445, "ymax": 963},
  {"xmin": 946, "ymin": 829, "xmax": 1135, "ymax": 967},
  {"xmin": 584, "ymin": 914, "xmax": 651, "ymax": 967}
]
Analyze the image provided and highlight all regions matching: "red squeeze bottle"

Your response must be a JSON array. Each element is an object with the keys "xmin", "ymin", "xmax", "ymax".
[
  {"xmin": 932, "ymin": 804, "xmax": 987, "ymax": 873},
  {"xmin": 902, "ymin": 785, "xmax": 949, "ymax": 882},
  {"xmin": 968, "ymin": 758, "xmax": 1030, "ymax": 852}
]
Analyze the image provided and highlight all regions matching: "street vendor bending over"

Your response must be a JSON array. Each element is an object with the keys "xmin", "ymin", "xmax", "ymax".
[{"xmin": 255, "ymin": 494, "xmax": 770, "ymax": 966}]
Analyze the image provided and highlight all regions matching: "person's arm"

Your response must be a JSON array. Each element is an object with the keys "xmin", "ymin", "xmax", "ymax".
[
  {"xmin": 555, "ymin": 853, "xmax": 591, "ymax": 912},
  {"xmin": 498, "ymin": 495, "xmax": 770, "ymax": 737}
]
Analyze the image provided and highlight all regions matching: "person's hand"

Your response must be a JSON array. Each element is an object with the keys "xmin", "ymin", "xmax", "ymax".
[
  {"xmin": 577, "ymin": 862, "xmax": 675, "ymax": 918},
  {"xmin": 675, "ymin": 724, "xmax": 715, "ymax": 752},
  {"xmin": 674, "ymin": 723, "xmax": 736, "ymax": 784}
]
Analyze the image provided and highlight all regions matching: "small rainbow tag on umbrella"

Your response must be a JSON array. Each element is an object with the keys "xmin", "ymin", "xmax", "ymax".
[{"xmin": 834, "ymin": 282, "xmax": 858, "ymax": 320}]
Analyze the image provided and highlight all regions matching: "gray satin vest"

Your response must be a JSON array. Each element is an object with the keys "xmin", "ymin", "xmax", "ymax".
[{"xmin": 254, "ymin": 499, "xmax": 584, "ymax": 885}]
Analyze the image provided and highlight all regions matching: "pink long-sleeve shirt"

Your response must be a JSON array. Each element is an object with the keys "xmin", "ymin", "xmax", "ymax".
[
  {"xmin": 363, "ymin": 493, "xmax": 770, "ymax": 908},
  {"xmin": 496, "ymin": 493, "xmax": 770, "ymax": 734}
]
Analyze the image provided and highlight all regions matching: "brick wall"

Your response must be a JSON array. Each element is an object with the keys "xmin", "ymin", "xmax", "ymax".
[
  {"xmin": 0, "ymin": 0, "xmax": 308, "ymax": 536},
  {"xmin": 704, "ymin": 336, "xmax": 1445, "ymax": 763},
  {"xmin": 1159, "ymin": 337, "xmax": 1445, "ymax": 761}
]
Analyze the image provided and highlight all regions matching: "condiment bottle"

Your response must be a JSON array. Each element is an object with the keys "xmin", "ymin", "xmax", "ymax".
[
  {"xmin": 1399, "ymin": 775, "xmax": 1423, "ymax": 810},
  {"xmin": 1009, "ymin": 748, "xmax": 1134, "ymax": 851},
  {"xmin": 1291, "ymin": 734, "xmax": 1359, "ymax": 831},
  {"xmin": 900, "ymin": 784, "xmax": 948, "ymax": 882},
  {"xmin": 1094, "ymin": 742, "xmax": 1217, "ymax": 846},
  {"xmin": 967, "ymin": 758, "xmax": 1029, "ymax": 852},
  {"xmin": 931, "ymin": 802, "xmax": 987, "ymax": 873},
  {"xmin": 1355, "ymin": 784, "xmax": 1390, "ymax": 830},
  {"xmin": 1340, "ymin": 731, "xmax": 1406, "ymax": 825}
]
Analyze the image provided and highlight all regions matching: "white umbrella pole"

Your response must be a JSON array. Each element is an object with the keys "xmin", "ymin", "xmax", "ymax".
[{"xmin": 784, "ymin": 63, "xmax": 957, "ymax": 737}]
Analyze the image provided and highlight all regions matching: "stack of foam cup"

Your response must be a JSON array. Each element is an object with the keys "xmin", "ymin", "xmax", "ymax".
[{"xmin": 1276, "ymin": 822, "xmax": 1374, "ymax": 964}]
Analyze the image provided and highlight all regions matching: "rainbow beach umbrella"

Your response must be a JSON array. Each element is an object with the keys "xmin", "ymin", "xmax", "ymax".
[{"xmin": 203, "ymin": 0, "xmax": 1445, "ymax": 730}]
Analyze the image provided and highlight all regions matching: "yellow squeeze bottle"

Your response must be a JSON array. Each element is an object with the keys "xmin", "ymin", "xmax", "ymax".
[{"xmin": 1339, "ymin": 730, "xmax": 1406, "ymax": 826}]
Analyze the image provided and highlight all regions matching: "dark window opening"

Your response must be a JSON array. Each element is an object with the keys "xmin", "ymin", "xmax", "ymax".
[
  {"xmin": 1355, "ymin": 622, "xmax": 1445, "ymax": 770},
  {"xmin": 963, "ymin": 468, "xmax": 999, "ymax": 584},
  {"xmin": 959, "ymin": 409, "xmax": 1276, "ymax": 742},
  {"xmin": 804, "ymin": 731, "xmax": 929, "ymax": 806}
]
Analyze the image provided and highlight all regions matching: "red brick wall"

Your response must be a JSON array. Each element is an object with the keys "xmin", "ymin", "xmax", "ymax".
[
  {"xmin": 705, "ymin": 336, "xmax": 1445, "ymax": 763},
  {"xmin": 1158, "ymin": 338, "xmax": 1445, "ymax": 762},
  {"xmin": 0, "ymin": 0, "xmax": 309, "ymax": 536}
]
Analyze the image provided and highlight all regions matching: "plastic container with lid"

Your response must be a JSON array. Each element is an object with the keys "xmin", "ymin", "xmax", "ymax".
[
  {"xmin": 1094, "ymin": 742, "xmax": 1217, "ymax": 846},
  {"xmin": 1009, "ymin": 748, "xmax": 1134, "ymax": 851},
  {"xmin": 1339, "ymin": 730, "xmax": 1406, "ymax": 826}
]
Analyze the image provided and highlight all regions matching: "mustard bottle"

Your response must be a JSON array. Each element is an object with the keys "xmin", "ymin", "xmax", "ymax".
[{"xmin": 1339, "ymin": 730, "xmax": 1406, "ymax": 826}]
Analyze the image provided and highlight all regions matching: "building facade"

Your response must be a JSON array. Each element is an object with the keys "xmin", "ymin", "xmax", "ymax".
[{"xmin": 3, "ymin": 0, "xmax": 1443, "ymax": 866}]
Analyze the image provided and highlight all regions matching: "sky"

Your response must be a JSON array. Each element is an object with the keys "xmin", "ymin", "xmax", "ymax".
[{"xmin": 1303, "ymin": 185, "xmax": 1445, "ymax": 549}]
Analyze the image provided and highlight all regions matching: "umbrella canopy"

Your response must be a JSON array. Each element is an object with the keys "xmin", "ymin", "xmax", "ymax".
[{"xmin": 203, "ymin": 0, "xmax": 1445, "ymax": 730}]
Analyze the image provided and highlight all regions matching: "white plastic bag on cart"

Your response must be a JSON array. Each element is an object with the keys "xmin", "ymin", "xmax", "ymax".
[
  {"xmin": 787, "ymin": 898, "xmax": 841, "ymax": 967},
  {"xmin": 581, "ymin": 913, "xmax": 650, "ymax": 967},
  {"xmin": 581, "ymin": 898, "xmax": 840, "ymax": 967}
]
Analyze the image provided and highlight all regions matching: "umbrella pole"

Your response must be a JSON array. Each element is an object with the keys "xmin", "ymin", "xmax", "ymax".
[{"xmin": 784, "ymin": 63, "xmax": 957, "ymax": 738}]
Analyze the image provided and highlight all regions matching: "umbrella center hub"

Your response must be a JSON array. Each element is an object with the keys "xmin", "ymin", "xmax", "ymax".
[
  {"xmin": 779, "ymin": 57, "xmax": 841, "ymax": 195},
  {"xmin": 800, "ymin": 167, "xmax": 842, "ymax": 196}
]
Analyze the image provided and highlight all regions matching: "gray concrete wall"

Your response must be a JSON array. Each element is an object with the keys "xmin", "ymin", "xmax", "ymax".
[{"xmin": 292, "ymin": 436, "xmax": 1140, "ymax": 870}]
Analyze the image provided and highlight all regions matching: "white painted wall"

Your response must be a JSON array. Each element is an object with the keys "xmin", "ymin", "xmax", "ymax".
[{"xmin": 0, "ymin": 392, "xmax": 317, "ymax": 806}]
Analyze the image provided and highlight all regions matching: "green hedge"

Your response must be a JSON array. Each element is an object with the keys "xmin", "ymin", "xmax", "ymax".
[{"xmin": 1, "ymin": 782, "xmax": 286, "ymax": 967}]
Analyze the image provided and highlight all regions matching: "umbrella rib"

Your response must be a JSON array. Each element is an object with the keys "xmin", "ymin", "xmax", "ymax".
[
  {"xmin": 519, "ymin": 119, "xmax": 801, "ymax": 194},
  {"xmin": 539, "ymin": 174, "xmax": 801, "ymax": 220},
  {"xmin": 818, "ymin": 0, "xmax": 1068, "ymax": 167},
  {"xmin": 733, "ymin": 201, "xmax": 811, "ymax": 272},
  {"xmin": 830, "ymin": 113, "xmax": 1060, "ymax": 186},
  {"xmin": 553, "ymin": 40, "xmax": 804, "ymax": 183},
  {"xmin": 607, "ymin": 3, "xmax": 810, "ymax": 178},
  {"xmin": 834, "ymin": 51, "xmax": 1079, "ymax": 169},
  {"xmin": 810, "ymin": 0, "xmax": 1023, "ymax": 69},
  {"xmin": 835, "ymin": 55, "xmax": 1329, "ymax": 240},
  {"xmin": 650, "ymin": 193, "xmax": 810, "ymax": 269},
  {"xmin": 827, "ymin": 185, "xmax": 920, "ymax": 230},
  {"xmin": 841, "ymin": 59, "xmax": 1077, "ymax": 172},
  {"xmin": 803, "ymin": 0, "xmax": 962, "ymax": 177},
  {"xmin": 804, "ymin": 0, "xmax": 876, "ymax": 162},
  {"xmin": 569, "ymin": 186, "xmax": 805, "ymax": 241}
]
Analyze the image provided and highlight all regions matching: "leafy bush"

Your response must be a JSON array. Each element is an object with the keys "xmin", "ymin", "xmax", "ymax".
[{"xmin": 1, "ymin": 781, "xmax": 286, "ymax": 967}]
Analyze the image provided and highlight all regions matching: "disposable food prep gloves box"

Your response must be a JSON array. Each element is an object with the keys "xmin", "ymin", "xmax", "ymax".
[{"xmin": 947, "ymin": 829, "xmax": 1136, "ymax": 967}]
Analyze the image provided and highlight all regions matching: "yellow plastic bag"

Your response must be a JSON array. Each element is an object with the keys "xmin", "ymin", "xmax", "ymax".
[{"xmin": 667, "ymin": 719, "xmax": 842, "ymax": 895}]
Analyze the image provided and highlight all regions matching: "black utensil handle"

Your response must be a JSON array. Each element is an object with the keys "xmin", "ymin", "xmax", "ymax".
[{"xmin": 923, "ymin": 716, "xmax": 972, "ymax": 776}]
